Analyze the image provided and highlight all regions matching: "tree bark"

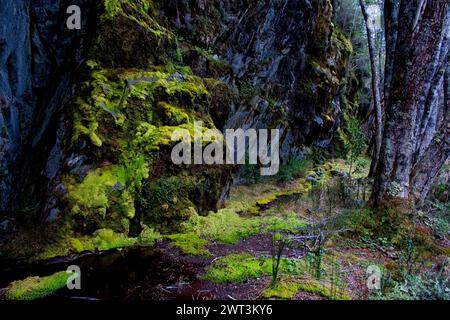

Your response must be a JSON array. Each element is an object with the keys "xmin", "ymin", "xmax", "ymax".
[
  {"xmin": 373, "ymin": 0, "xmax": 450, "ymax": 205},
  {"xmin": 414, "ymin": 10, "xmax": 450, "ymax": 158},
  {"xmin": 411, "ymin": 73, "xmax": 450, "ymax": 202},
  {"xmin": 383, "ymin": 0, "xmax": 400, "ymax": 110}
]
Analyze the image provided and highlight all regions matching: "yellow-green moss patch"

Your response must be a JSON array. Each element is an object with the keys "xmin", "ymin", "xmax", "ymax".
[
  {"xmin": 92, "ymin": 228, "xmax": 138, "ymax": 251},
  {"xmin": 263, "ymin": 277, "xmax": 352, "ymax": 300},
  {"xmin": 36, "ymin": 227, "xmax": 161, "ymax": 260},
  {"xmin": 262, "ymin": 211, "xmax": 308, "ymax": 233},
  {"xmin": 167, "ymin": 233, "xmax": 211, "ymax": 256},
  {"xmin": 5, "ymin": 271, "xmax": 71, "ymax": 300},
  {"xmin": 204, "ymin": 253, "xmax": 306, "ymax": 284},
  {"xmin": 204, "ymin": 253, "xmax": 272, "ymax": 283},
  {"xmin": 67, "ymin": 166, "xmax": 127, "ymax": 216},
  {"xmin": 182, "ymin": 209, "xmax": 261, "ymax": 244}
]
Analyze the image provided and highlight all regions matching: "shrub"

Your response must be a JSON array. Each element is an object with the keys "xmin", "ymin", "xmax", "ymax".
[
  {"xmin": 277, "ymin": 159, "xmax": 310, "ymax": 182},
  {"xmin": 338, "ymin": 115, "xmax": 367, "ymax": 178},
  {"xmin": 374, "ymin": 272, "xmax": 450, "ymax": 300},
  {"xmin": 333, "ymin": 208, "xmax": 377, "ymax": 238}
]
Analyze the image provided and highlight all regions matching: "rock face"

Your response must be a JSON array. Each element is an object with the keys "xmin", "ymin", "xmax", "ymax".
[
  {"xmin": 0, "ymin": 0, "xmax": 89, "ymax": 213},
  {"xmin": 0, "ymin": 0, "xmax": 32, "ymax": 212},
  {"xmin": 222, "ymin": 0, "xmax": 352, "ymax": 159},
  {"xmin": 157, "ymin": 0, "xmax": 352, "ymax": 159},
  {"xmin": 0, "ymin": 0, "xmax": 351, "ymax": 240}
]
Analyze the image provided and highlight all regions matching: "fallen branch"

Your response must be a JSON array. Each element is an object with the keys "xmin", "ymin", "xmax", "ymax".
[
  {"xmin": 289, "ymin": 229, "xmax": 351, "ymax": 242},
  {"xmin": 361, "ymin": 238, "xmax": 399, "ymax": 260}
]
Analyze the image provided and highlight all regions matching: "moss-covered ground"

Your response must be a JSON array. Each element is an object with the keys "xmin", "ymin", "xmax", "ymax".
[
  {"xmin": 2, "ymin": 158, "xmax": 448, "ymax": 300},
  {"xmin": 4, "ymin": 271, "xmax": 72, "ymax": 300}
]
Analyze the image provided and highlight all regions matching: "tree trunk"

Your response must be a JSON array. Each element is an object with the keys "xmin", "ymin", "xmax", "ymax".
[
  {"xmin": 359, "ymin": 0, "xmax": 383, "ymax": 176},
  {"xmin": 414, "ymin": 11, "xmax": 450, "ymax": 158},
  {"xmin": 372, "ymin": 0, "xmax": 450, "ymax": 205},
  {"xmin": 383, "ymin": 0, "xmax": 400, "ymax": 110},
  {"xmin": 411, "ymin": 68, "xmax": 450, "ymax": 202}
]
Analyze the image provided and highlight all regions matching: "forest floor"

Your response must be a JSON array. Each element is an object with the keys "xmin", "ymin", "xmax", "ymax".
[
  {"xmin": 145, "ymin": 178, "xmax": 392, "ymax": 300},
  {"xmin": 142, "ymin": 159, "xmax": 449, "ymax": 301},
  {"xmin": 1, "ymin": 160, "xmax": 449, "ymax": 300}
]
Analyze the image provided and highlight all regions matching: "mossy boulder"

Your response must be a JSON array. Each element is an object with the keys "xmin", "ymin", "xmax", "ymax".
[
  {"xmin": 37, "ymin": 0, "xmax": 234, "ymax": 259},
  {"xmin": 60, "ymin": 63, "xmax": 232, "ymax": 237}
]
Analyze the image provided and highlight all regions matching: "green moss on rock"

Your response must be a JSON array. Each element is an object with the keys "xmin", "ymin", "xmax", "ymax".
[
  {"xmin": 5, "ymin": 271, "xmax": 71, "ymax": 300},
  {"xmin": 97, "ymin": 0, "xmax": 176, "ymax": 67},
  {"xmin": 65, "ymin": 62, "xmax": 230, "ymax": 233},
  {"xmin": 36, "ymin": 226, "xmax": 161, "ymax": 260},
  {"xmin": 92, "ymin": 228, "xmax": 138, "ymax": 250},
  {"xmin": 67, "ymin": 166, "xmax": 126, "ymax": 216},
  {"xmin": 41, "ymin": 0, "xmax": 233, "ymax": 259},
  {"xmin": 331, "ymin": 28, "xmax": 353, "ymax": 59}
]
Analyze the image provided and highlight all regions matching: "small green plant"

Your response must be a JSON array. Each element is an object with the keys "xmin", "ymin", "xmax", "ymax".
[
  {"xmin": 307, "ymin": 233, "xmax": 326, "ymax": 280},
  {"xmin": 182, "ymin": 209, "xmax": 261, "ymax": 244},
  {"xmin": 270, "ymin": 233, "xmax": 289, "ymax": 286},
  {"xmin": 308, "ymin": 248, "xmax": 325, "ymax": 280},
  {"xmin": 277, "ymin": 159, "xmax": 310, "ymax": 182},
  {"xmin": 263, "ymin": 278, "xmax": 351, "ymax": 300},
  {"xmin": 399, "ymin": 238, "xmax": 420, "ymax": 275},
  {"xmin": 421, "ymin": 196, "xmax": 450, "ymax": 239},
  {"xmin": 174, "ymin": 41, "xmax": 184, "ymax": 63},
  {"xmin": 339, "ymin": 115, "xmax": 367, "ymax": 178},
  {"xmin": 334, "ymin": 208, "xmax": 377, "ymax": 238},
  {"xmin": 373, "ymin": 265, "xmax": 450, "ymax": 300},
  {"xmin": 204, "ymin": 253, "xmax": 305, "ymax": 284},
  {"xmin": 152, "ymin": 176, "xmax": 186, "ymax": 207},
  {"xmin": 93, "ymin": 228, "xmax": 137, "ymax": 251},
  {"xmin": 120, "ymin": 155, "xmax": 149, "ymax": 191},
  {"xmin": 262, "ymin": 212, "xmax": 308, "ymax": 234},
  {"xmin": 239, "ymin": 81, "xmax": 257, "ymax": 101},
  {"xmin": 377, "ymin": 237, "xmax": 389, "ymax": 247},
  {"xmin": 241, "ymin": 163, "xmax": 263, "ymax": 184},
  {"xmin": 329, "ymin": 258, "xmax": 338, "ymax": 300}
]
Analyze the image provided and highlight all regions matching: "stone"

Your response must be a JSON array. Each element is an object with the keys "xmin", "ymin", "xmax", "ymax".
[{"xmin": 47, "ymin": 208, "xmax": 61, "ymax": 222}]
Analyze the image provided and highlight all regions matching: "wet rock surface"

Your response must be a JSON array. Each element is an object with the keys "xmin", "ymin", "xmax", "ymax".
[{"xmin": 0, "ymin": 0, "xmax": 91, "ymax": 214}]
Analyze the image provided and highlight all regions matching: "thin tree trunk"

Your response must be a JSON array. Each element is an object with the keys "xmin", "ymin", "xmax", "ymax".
[{"xmin": 359, "ymin": 0, "xmax": 383, "ymax": 177}]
